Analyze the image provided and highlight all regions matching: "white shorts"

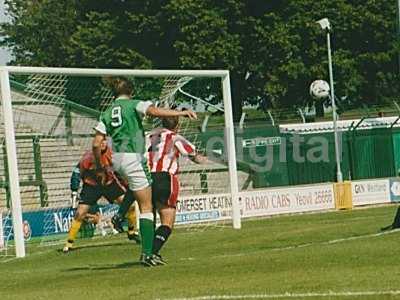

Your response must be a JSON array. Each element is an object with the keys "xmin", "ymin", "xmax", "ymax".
[{"xmin": 112, "ymin": 153, "xmax": 152, "ymax": 191}]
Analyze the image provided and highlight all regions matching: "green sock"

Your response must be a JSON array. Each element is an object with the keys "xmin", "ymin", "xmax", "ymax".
[{"xmin": 139, "ymin": 216, "xmax": 154, "ymax": 256}]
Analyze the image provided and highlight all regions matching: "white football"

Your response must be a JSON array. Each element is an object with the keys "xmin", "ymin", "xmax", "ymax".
[{"xmin": 309, "ymin": 80, "xmax": 330, "ymax": 99}]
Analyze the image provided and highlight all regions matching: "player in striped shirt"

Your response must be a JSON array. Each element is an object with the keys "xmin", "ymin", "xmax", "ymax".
[{"xmin": 147, "ymin": 115, "xmax": 207, "ymax": 264}]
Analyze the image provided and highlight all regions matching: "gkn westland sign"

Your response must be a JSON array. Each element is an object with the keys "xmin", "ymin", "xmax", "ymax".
[{"xmin": 351, "ymin": 179, "xmax": 390, "ymax": 206}]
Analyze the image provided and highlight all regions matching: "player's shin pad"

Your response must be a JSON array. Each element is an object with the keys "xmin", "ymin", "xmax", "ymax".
[
  {"xmin": 139, "ymin": 213, "xmax": 154, "ymax": 256},
  {"xmin": 153, "ymin": 225, "xmax": 172, "ymax": 254},
  {"xmin": 126, "ymin": 206, "xmax": 137, "ymax": 231},
  {"xmin": 67, "ymin": 220, "xmax": 82, "ymax": 242}
]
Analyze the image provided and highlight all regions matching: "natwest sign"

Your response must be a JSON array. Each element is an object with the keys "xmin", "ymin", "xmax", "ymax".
[{"xmin": 0, "ymin": 212, "xmax": 4, "ymax": 249}]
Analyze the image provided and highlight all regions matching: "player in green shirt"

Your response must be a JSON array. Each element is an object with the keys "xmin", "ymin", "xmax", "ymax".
[{"xmin": 93, "ymin": 77, "xmax": 196, "ymax": 266}]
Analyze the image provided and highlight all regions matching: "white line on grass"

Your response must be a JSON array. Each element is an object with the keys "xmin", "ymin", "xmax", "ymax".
[
  {"xmin": 1, "ymin": 257, "xmax": 19, "ymax": 263},
  {"xmin": 180, "ymin": 229, "xmax": 400, "ymax": 261},
  {"xmin": 221, "ymin": 229, "xmax": 399, "ymax": 258},
  {"xmin": 159, "ymin": 290, "xmax": 400, "ymax": 300},
  {"xmin": 1, "ymin": 247, "xmax": 56, "ymax": 263},
  {"xmin": 2, "ymin": 228, "xmax": 398, "ymax": 264},
  {"xmin": 0, "ymin": 236, "xmax": 123, "ymax": 264}
]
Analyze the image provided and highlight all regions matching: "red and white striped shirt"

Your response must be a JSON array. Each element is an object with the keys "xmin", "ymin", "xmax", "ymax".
[{"xmin": 147, "ymin": 128, "xmax": 196, "ymax": 175}]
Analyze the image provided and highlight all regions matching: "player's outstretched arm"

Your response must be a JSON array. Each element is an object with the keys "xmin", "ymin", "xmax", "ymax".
[
  {"xmin": 191, "ymin": 153, "xmax": 208, "ymax": 164},
  {"xmin": 70, "ymin": 163, "xmax": 81, "ymax": 209},
  {"xmin": 70, "ymin": 163, "xmax": 81, "ymax": 192},
  {"xmin": 146, "ymin": 106, "xmax": 197, "ymax": 120}
]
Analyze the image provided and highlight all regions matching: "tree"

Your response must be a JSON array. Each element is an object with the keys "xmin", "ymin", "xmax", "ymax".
[
  {"xmin": 1, "ymin": 0, "xmax": 80, "ymax": 66},
  {"xmin": 1, "ymin": 0, "xmax": 399, "ymax": 115}
]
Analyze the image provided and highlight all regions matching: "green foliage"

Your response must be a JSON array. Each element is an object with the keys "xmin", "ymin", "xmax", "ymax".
[
  {"xmin": 68, "ymin": 10, "xmax": 153, "ymax": 68},
  {"xmin": 129, "ymin": 77, "xmax": 164, "ymax": 100},
  {"xmin": 1, "ymin": 0, "xmax": 399, "ymax": 111},
  {"xmin": 1, "ymin": 0, "xmax": 80, "ymax": 66}
]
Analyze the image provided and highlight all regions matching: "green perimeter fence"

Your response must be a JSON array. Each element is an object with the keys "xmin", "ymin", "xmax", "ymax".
[{"xmin": 199, "ymin": 124, "xmax": 400, "ymax": 188}]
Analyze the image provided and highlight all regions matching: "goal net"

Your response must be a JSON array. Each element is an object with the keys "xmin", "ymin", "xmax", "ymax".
[{"xmin": 0, "ymin": 67, "xmax": 240, "ymax": 258}]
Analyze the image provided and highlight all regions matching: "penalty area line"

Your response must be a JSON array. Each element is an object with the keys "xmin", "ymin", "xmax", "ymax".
[
  {"xmin": 180, "ymin": 229, "xmax": 400, "ymax": 261},
  {"xmin": 0, "ymin": 237, "xmax": 124, "ymax": 263},
  {"xmin": 159, "ymin": 290, "xmax": 400, "ymax": 300},
  {"xmin": 1, "ymin": 247, "xmax": 56, "ymax": 263}
]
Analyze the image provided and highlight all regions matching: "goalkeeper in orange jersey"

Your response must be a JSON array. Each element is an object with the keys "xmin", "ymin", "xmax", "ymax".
[{"xmin": 63, "ymin": 140, "xmax": 139, "ymax": 253}]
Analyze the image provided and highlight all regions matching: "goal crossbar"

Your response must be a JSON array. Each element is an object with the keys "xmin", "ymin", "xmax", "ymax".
[{"xmin": 1, "ymin": 66, "xmax": 229, "ymax": 78}]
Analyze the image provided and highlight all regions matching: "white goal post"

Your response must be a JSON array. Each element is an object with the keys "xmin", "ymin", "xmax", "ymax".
[{"xmin": 0, "ymin": 66, "xmax": 241, "ymax": 258}]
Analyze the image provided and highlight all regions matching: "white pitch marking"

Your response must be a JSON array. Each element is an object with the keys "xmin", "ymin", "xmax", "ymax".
[
  {"xmin": 179, "ymin": 229, "xmax": 399, "ymax": 261},
  {"xmin": 0, "ymin": 236, "xmax": 122, "ymax": 264},
  {"xmin": 159, "ymin": 290, "xmax": 400, "ymax": 300}
]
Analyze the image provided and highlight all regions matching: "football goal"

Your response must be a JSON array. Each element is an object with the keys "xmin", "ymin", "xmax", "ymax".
[{"xmin": 0, "ymin": 67, "xmax": 241, "ymax": 258}]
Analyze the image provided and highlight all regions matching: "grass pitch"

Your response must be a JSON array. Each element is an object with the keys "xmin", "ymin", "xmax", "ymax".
[{"xmin": 1, "ymin": 205, "xmax": 400, "ymax": 300}]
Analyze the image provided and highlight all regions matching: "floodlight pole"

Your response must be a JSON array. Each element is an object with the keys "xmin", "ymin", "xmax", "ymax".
[
  {"xmin": 317, "ymin": 18, "xmax": 343, "ymax": 182},
  {"xmin": 397, "ymin": 0, "xmax": 400, "ymax": 73}
]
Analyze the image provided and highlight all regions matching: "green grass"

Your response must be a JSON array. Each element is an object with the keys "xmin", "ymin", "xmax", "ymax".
[{"xmin": 1, "ymin": 205, "xmax": 400, "ymax": 300}]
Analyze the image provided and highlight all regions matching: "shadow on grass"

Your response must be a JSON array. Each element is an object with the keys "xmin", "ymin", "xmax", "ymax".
[
  {"xmin": 56, "ymin": 241, "xmax": 134, "ymax": 254},
  {"xmin": 64, "ymin": 261, "xmax": 142, "ymax": 271}
]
